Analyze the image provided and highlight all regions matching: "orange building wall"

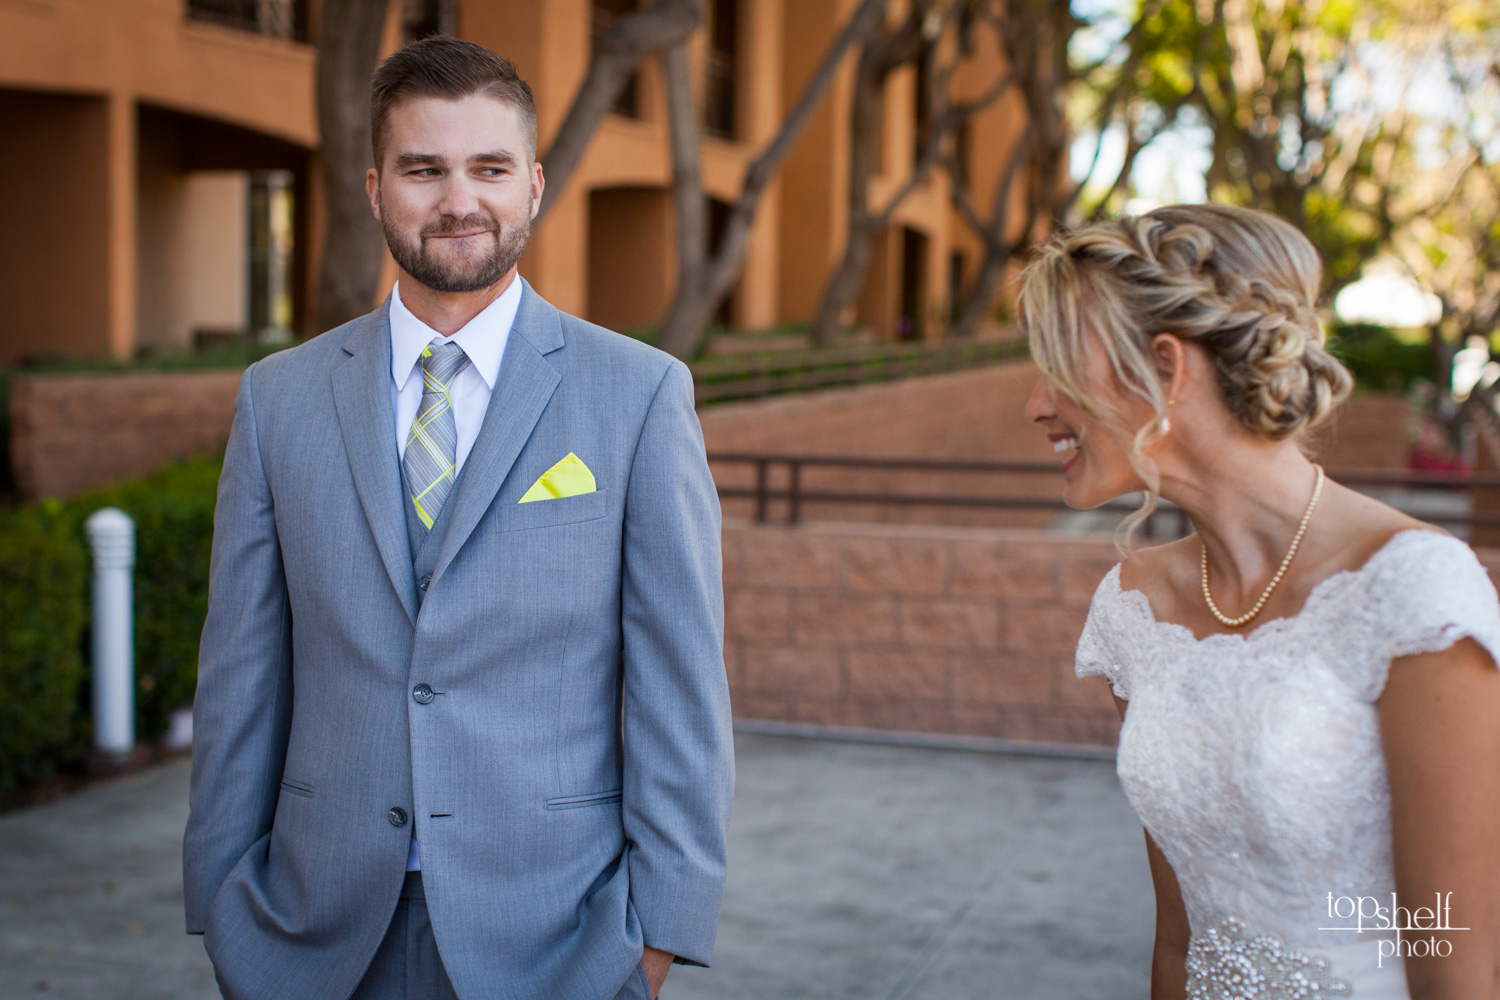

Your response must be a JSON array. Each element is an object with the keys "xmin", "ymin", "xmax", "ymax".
[{"xmin": 0, "ymin": 91, "xmax": 112, "ymax": 365}]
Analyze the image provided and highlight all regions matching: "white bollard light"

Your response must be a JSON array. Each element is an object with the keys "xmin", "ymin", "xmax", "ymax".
[{"xmin": 85, "ymin": 508, "xmax": 136, "ymax": 757}]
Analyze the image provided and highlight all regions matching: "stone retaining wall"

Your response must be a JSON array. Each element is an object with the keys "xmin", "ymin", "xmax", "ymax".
[
  {"xmin": 722, "ymin": 519, "xmax": 1124, "ymax": 749},
  {"xmin": 724, "ymin": 518, "xmax": 1500, "ymax": 751},
  {"xmin": 10, "ymin": 369, "xmax": 241, "ymax": 500}
]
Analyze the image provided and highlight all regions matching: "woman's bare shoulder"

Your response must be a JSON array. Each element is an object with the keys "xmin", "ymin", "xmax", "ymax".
[{"xmin": 1316, "ymin": 481, "xmax": 1448, "ymax": 571}]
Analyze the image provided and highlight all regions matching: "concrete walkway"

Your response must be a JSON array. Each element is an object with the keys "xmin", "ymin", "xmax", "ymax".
[{"xmin": 0, "ymin": 733, "xmax": 1153, "ymax": 1000}]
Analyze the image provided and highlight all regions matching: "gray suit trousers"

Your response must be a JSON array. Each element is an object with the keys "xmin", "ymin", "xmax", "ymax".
[{"xmin": 348, "ymin": 873, "xmax": 459, "ymax": 1000}]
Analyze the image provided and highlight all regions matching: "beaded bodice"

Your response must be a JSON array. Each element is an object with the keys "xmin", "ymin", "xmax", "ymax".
[{"xmin": 1077, "ymin": 530, "xmax": 1500, "ymax": 978}]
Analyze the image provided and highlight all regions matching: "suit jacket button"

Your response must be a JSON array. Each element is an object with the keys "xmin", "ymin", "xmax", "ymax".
[
  {"xmin": 412, "ymin": 684, "xmax": 435, "ymax": 705},
  {"xmin": 388, "ymin": 807, "xmax": 408, "ymax": 828},
  {"xmin": 419, "ymin": 575, "xmax": 431, "ymax": 592}
]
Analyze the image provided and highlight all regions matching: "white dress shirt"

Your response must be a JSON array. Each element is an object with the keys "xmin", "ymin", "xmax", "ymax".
[
  {"xmin": 389, "ymin": 275, "xmax": 522, "ymax": 872},
  {"xmin": 390, "ymin": 275, "xmax": 523, "ymax": 472}
]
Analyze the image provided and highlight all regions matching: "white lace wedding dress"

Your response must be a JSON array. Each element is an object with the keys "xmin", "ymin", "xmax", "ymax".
[{"xmin": 1077, "ymin": 529, "xmax": 1500, "ymax": 998}]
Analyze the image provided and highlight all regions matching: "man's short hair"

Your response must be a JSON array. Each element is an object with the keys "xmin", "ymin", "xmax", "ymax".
[{"xmin": 370, "ymin": 37, "xmax": 539, "ymax": 169}]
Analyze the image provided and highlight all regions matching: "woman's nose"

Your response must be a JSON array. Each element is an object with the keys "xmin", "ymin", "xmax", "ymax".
[{"xmin": 1023, "ymin": 376, "xmax": 1055, "ymax": 425}]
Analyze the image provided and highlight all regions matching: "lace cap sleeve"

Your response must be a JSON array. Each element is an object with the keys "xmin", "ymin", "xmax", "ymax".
[
  {"xmin": 1076, "ymin": 565, "xmax": 1131, "ymax": 700},
  {"xmin": 1351, "ymin": 531, "xmax": 1500, "ymax": 701}
]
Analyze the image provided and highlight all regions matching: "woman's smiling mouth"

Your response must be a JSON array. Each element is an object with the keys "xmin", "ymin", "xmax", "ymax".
[{"xmin": 1050, "ymin": 433, "xmax": 1081, "ymax": 471}]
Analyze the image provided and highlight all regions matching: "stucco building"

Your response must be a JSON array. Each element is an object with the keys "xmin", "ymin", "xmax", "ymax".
[{"xmin": 0, "ymin": 0, "xmax": 1027, "ymax": 366}]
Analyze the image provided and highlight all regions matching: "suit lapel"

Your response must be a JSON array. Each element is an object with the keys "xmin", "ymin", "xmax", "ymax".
[
  {"xmin": 430, "ymin": 279, "xmax": 564, "ymax": 587},
  {"xmin": 331, "ymin": 301, "xmax": 419, "ymax": 625}
]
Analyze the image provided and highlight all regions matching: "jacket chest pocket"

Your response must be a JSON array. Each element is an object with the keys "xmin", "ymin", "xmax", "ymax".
[{"xmin": 496, "ymin": 489, "xmax": 609, "ymax": 532}]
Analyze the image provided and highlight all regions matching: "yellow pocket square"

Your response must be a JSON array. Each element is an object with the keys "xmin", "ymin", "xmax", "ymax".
[{"xmin": 519, "ymin": 453, "xmax": 597, "ymax": 503}]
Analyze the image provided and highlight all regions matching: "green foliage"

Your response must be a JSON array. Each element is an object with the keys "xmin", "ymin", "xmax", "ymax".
[
  {"xmin": 1304, "ymin": 188, "xmax": 1382, "ymax": 293},
  {"xmin": 1328, "ymin": 322, "xmax": 1436, "ymax": 394},
  {"xmin": 13, "ymin": 338, "xmax": 289, "ymax": 376},
  {"xmin": 1076, "ymin": 0, "xmax": 1431, "ymax": 295},
  {"xmin": 0, "ymin": 453, "xmax": 223, "ymax": 788},
  {"xmin": 0, "ymin": 504, "xmax": 90, "ymax": 790},
  {"xmin": 0, "ymin": 371, "xmax": 14, "ymax": 502}
]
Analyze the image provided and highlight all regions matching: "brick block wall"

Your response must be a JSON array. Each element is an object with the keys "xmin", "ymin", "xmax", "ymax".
[
  {"xmin": 723, "ymin": 519, "xmax": 1125, "ymax": 749},
  {"xmin": 9, "ymin": 369, "xmax": 242, "ymax": 500},
  {"xmin": 724, "ymin": 519, "xmax": 1500, "ymax": 751}
]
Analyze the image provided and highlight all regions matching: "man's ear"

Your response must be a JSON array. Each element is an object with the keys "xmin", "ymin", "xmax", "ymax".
[
  {"xmin": 1151, "ymin": 333, "xmax": 1188, "ymax": 403},
  {"xmin": 366, "ymin": 168, "xmax": 381, "ymax": 221},
  {"xmin": 529, "ymin": 161, "xmax": 545, "ymax": 222}
]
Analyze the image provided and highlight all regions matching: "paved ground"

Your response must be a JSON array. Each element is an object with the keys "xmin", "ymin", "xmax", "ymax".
[{"xmin": 0, "ymin": 732, "xmax": 1153, "ymax": 1000}]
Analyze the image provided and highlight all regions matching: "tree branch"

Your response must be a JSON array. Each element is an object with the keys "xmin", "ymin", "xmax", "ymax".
[{"xmin": 534, "ymin": 0, "xmax": 704, "ymax": 229}]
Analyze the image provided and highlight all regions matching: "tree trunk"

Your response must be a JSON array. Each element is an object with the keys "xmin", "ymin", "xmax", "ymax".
[
  {"xmin": 952, "ymin": 239, "xmax": 1010, "ymax": 338},
  {"xmin": 948, "ymin": 120, "xmax": 1035, "ymax": 339},
  {"xmin": 946, "ymin": 0, "xmax": 1078, "ymax": 337},
  {"xmin": 432, "ymin": 0, "xmax": 456, "ymax": 36},
  {"xmin": 812, "ymin": 0, "xmax": 1020, "ymax": 345},
  {"xmin": 534, "ymin": 0, "xmax": 703, "ymax": 230},
  {"xmin": 811, "ymin": 25, "xmax": 887, "ymax": 346},
  {"xmin": 811, "ymin": 220, "xmax": 881, "ymax": 345},
  {"xmin": 660, "ymin": 43, "xmax": 711, "ymax": 348},
  {"xmin": 655, "ymin": 0, "xmax": 888, "ymax": 359},
  {"xmin": 312, "ymin": 0, "xmax": 394, "ymax": 335}
]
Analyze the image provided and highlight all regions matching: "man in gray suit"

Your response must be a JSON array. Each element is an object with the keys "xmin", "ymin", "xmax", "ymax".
[{"xmin": 183, "ymin": 37, "xmax": 733, "ymax": 1000}]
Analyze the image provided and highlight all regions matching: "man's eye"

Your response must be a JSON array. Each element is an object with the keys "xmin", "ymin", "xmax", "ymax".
[{"xmin": 409, "ymin": 168, "xmax": 440, "ymax": 177}]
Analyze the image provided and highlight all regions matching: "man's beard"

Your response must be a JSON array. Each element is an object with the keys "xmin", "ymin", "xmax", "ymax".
[{"xmin": 382, "ymin": 203, "xmax": 531, "ymax": 294}]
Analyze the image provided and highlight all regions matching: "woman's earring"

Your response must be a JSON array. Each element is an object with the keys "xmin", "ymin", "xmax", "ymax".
[{"xmin": 1161, "ymin": 398, "xmax": 1176, "ymax": 434}]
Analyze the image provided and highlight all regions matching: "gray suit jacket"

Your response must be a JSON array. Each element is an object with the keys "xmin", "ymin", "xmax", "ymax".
[{"xmin": 183, "ymin": 281, "xmax": 733, "ymax": 1000}]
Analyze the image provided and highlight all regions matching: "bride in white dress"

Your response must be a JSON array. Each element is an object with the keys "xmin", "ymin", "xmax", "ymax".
[{"xmin": 1017, "ymin": 204, "xmax": 1500, "ymax": 998}]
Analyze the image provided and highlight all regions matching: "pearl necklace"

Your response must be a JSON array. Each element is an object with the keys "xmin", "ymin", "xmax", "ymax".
[{"xmin": 1200, "ymin": 464, "xmax": 1325, "ymax": 628}]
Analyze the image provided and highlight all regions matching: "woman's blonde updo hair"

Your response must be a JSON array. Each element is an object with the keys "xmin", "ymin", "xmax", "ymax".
[{"xmin": 1017, "ymin": 204, "xmax": 1352, "ymax": 541}]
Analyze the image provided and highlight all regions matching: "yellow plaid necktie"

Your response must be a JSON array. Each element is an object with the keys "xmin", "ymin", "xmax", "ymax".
[{"xmin": 403, "ymin": 339, "xmax": 470, "ymax": 530}]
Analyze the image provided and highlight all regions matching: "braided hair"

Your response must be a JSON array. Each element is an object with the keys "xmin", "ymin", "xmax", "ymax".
[{"xmin": 1018, "ymin": 203, "xmax": 1353, "ymax": 546}]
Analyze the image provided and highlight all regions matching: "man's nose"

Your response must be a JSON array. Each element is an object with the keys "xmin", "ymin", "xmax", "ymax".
[
  {"xmin": 437, "ymin": 175, "xmax": 483, "ymax": 220},
  {"xmin": 1022, "ymin": 376, "xmax": 1055, "ymax": 425}
]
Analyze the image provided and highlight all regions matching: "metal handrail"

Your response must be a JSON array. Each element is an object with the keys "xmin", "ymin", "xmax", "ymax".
[{"xmin": 707, "ymin": 453, "xmax": 1500, "ymax": 534}]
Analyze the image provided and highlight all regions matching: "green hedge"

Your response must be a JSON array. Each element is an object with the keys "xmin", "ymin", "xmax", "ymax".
[
  {"xmin": 0, "ymin": 503, "xmax": 91, "ymax": 788},
  {"xmin": 0, "ymin": 453, "xmax": 223, "ymax": 790}
]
